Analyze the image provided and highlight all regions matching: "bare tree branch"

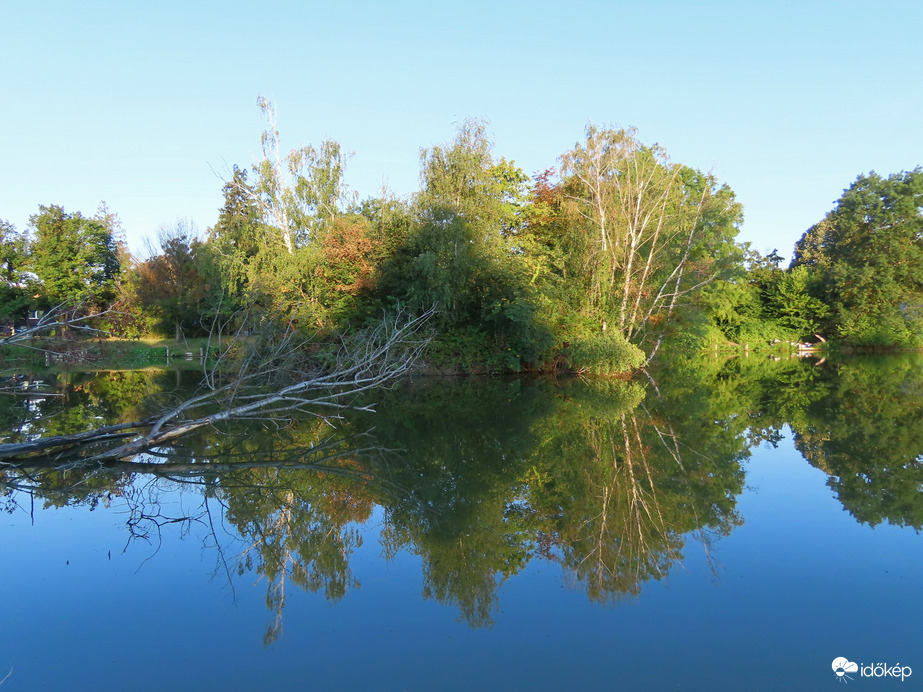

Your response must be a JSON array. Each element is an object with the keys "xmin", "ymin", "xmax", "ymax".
[
  {"xmin": 0, "ymin": 306, "xmax": 435, "ymax": 466},
  {"xmin": 0, "ymin": 303, "xmax": 118, "ymax": 353}
]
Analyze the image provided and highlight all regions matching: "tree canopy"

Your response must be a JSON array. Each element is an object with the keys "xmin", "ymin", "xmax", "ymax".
[
  {"xmin": 28, "ymin": 205, "xmax": 121, "ymax": 311},
  {"xmin": 792, "ymin": 168, "xmax": 923, "ymax": 346}
]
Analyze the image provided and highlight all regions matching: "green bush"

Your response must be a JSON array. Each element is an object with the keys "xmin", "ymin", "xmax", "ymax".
[{"xmin": 566, "ymin": 332, "xmax": 646, "ymax": 375}]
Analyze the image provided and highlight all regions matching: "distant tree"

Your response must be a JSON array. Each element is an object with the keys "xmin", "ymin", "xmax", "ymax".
[
  {"xmin": 699, "ymin": 278, "xmax": 765, "ymax": 342},
  {"xmin": 701, "ymin": 246, "xmax": 831, "ymax": 344},
  {"xmin": 0, "ymin": 219, "xmax": 32, "ymax": 321},
  {"xmin": 208, "ymin": 166, "xmax": 264, "ymax": 305},
  {"xmin": 0, "ymin": 219, "xmax": 22, "ymax": 281},
  {"xmin": 93, "ymin": 201, "xmax": 127, "ymax": 249},
  {"xmin": 211, "ymin": 166, "xmax": 263, "ymax": 257},
  {"xmin": 131, "ymin": 221, "xmax": 220, "ymax": 339},
  {"xmin": 764, "ymin": 265, "xmax": 829, "ymax": 338},
  {"xmin": 792, "ymin": 168, "xmax": 923, "ymax": 345},
  {"xmin": 28, "ymin": 205, "xmax": 120, "ymax": 310}
]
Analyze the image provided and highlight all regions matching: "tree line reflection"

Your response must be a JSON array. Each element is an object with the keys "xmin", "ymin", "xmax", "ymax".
[{"xmin": 1, "ymin": 355, "xmax": 922, "ymax": 636}]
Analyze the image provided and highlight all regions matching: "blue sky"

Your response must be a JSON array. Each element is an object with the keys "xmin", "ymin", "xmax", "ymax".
[{"xmin": 2, "ymin": 0, "xmax": 920, "ymax": 259}]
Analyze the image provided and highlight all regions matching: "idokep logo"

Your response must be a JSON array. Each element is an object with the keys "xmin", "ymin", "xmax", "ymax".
[
  {"xmin": 832, "ymin": 657, "xmax": 913, "ymax": 683},
  {"xmin": 833, "ymin": 658, "xmax": 859, "ymax": 683}
]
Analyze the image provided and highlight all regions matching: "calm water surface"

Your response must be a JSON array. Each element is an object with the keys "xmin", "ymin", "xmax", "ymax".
[{"xmin": 0, "ymin": 355, "xmax": 921, "ymax": 691}]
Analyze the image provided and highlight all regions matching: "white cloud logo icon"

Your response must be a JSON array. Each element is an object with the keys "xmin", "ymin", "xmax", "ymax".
[{"xmin": 832, "ymin": 657, "xmax": 859, "ymax": 682}]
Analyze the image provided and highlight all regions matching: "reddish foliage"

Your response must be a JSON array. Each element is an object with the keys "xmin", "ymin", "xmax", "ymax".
[
  {"xmin": 528, "ymin": 168, "xmax": 564, "ymax": 228},
  {"xmin": 318, "ymin": 218, "xmax": 379, "ymax": 295}
]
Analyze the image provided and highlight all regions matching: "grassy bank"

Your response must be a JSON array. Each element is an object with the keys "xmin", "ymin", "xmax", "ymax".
[{"xmin": 0, "ymin": 337, "xmax": 223, "ymax": 372}]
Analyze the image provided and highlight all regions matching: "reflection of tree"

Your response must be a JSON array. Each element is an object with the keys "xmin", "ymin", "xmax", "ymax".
[
  {"xmin": 7, "ymin": 353, "xmax": 921, "ymax": 640},
  {"xmin": 0, "ymin": 370, "xmax": 180, "ymax": 509},
  {"xmin": 1, "ymin": 414, "xmax": 388, "ymax": 644},
  {"xmin": 370, "ymin": 378, "xmax": 550, "ymax": 627},
  {"xmin": 684, "ymin": 353, "xmax": 828, "ymax": 446},
  {"xmin": 2, "ymin": 361, "xmax": 797, "ymax": 636},
  {"xmin": 222, "ymin": 463, "xmax": 375, "ymax": 645},
  {"xmin": 0, "ymin": 367, "xmax": 390, "ymax": 643},
  {"xmin": 366, "ymin": 375, "xmax": 751, "ymax": 617},
  {"xmin": 569, "ymin": 413, "xmax": 689, "ymax": 601},
  {"xmin": 1, "ymin": 370, "xmax": 182, "ymax": 445},
  {"xmin": 523, "ymin": 379, "xmax": 746, "ymax": 603},
  {"xmin": 688, "ymin": 353, "xmax": 923, "ymax": 530},
  {"xmin": 792, "ymin": 355, "xmax": 923, "ymax": 529},
  {"xmin": 159, "ymin": 415, "xmax": 388, "ymax": 645},
  {"xmin": 82, "ymin": 370, "xmax": 169, "ymax": 422}
]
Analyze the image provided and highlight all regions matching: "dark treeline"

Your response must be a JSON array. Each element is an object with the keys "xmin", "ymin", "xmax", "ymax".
[{"xmin": 2, "ymin": 102, "xmax": 921, "ymax": 371}]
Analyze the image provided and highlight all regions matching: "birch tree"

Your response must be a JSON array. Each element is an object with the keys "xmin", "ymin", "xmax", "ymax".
[
  {"xmin": 560, "ymin": 125, "xmax": 741, "ymax": 355},
  {"xmin": 253, "ymin": 97, "xmax": 350, "ymax": 253}
]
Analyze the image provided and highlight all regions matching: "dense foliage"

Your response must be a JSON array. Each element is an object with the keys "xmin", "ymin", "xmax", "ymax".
[
  {"xmin": 2, "ymin": 104, "xmax": 920, "ymax": 364},
  {"xmin": 791, "ymin": 169, "xmax": 923, "ymax": 346},
  {"xmin": 699, "ymin": 168, "xmax": 923, "ymax": 350}
]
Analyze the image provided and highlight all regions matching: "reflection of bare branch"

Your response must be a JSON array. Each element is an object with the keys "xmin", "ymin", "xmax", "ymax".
[
  {"xmin": 0, "ymin": 433, "xmax": 407, "ymax": 504},
  {"xmin": 258, "ymin": 489, "xmax": 295, "ymax": 646},
  {"xmin": 203, "ymin": 495, "xmax": 238, "ymax": 602},
  {"xmin": 1, "ymin": 430, "xmax": 400, "ymax": 645},
  {"xmin": 692, "ymin": 529, "xmax": 722, "ymax": 583},
  {"xmin": 640, "ymin": 379, "xmax": 739, "ymax": 574}
]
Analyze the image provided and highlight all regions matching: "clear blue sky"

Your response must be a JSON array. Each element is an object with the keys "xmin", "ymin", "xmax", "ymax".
[{"xmin": 2, "ymin": 0, "xmax": 921, "ymax": 260}]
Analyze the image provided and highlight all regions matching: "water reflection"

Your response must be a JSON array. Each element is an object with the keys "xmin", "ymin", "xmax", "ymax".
[
  {"xmin": 790, "ymin": 355, "xmax": 923, "ymax": 529},
  {"xmin": 526, "ymin": 380, "xmax": 744, "ymax": 604},
  {"xmin": 2, "ymin": 355, "xmax": 922, "ymax": 639}
]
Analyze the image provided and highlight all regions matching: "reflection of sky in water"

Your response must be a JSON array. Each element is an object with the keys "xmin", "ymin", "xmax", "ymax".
[{"xmin": 1, "ymin": 366, "xmax": 922, "ymax": 691}]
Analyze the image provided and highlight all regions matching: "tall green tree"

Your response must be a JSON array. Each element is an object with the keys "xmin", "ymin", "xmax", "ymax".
[
  {"xmin": 416, "ymin": 118, "xmax": 528, "ymax": 239},
  {"xmin": 210, "ymin": 166, "xmax": 263, "ymax": 257},
  {"xmin": 792, "ymin": 168, "xmax": 923, "ymax": 345},
  {"xmin": 377, "ymin": 119, "xmax": 552, "ymax": 366},
  {"xmin": 28, "ymin": 205, "xmax": 120, "ymax": 310},
  {"xmin": 208, "ymin": 166, "xmax": 264, "ymax": 307},
  {"xmin": 205, "ymin": 100, "xmax": 365, "ymax": 333}
]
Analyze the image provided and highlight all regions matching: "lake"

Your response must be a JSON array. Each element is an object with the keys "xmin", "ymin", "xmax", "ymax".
[{"xmin": 1, "ymin": 354, "xmax": 921, "ymax": 690}]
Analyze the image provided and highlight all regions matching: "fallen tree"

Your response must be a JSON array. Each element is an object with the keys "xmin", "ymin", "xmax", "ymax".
[{"xmin": 0, "ymin": 307, "xmax": 434, "ymax": 467}]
